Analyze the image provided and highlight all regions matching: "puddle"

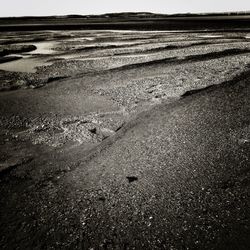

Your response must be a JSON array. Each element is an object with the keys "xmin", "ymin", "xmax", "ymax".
[
  {"xmin": 27, "ymin": 41, "xmax": 59, "ymax": 55},
  {"xmin": 0, "ymin": 57, "xmax": 52, "ymax": 73},
  {"xmin": 7, "ymin": 53, "xmax": 30, "ymax": 58},
  {"xmin": 0, "ymin": 41, "xmax": 58, "ymax": 72},
  {"xmin": 198, "ymin": 35, "xmax": 223, "ymax": 38},
  {"xmin": 66, "ymin": 37, "xmax": 96, "ymax": 42}
]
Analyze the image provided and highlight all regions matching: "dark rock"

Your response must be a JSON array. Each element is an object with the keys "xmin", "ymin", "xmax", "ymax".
[{"xmin": 126, "ymin": 176, "xmax": 138, "ymax": 183}]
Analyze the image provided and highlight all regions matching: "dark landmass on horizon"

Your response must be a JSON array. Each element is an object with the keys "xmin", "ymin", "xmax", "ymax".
[{"xmin": 0, "ymin": 11, "xmax": 250, "ymax": 31}]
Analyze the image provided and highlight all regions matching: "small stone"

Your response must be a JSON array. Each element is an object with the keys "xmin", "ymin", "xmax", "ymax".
[{"xmin": 126, "ymin": 176, "xmax": 138, "ymax": 183}]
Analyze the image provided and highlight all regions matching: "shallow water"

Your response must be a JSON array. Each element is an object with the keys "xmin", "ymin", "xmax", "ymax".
[
  {"xmin": 0, "ymin": 57, "xmax": 52, "ymax": 73},
  {"xmin": 66, "ymin": 37, "xmax": 96, "ymax": 42},
  {"xmin": 27, "ymin": 41, "xmax": 59, "ymax": 55},
  {"xmin": 198, "ymin": 35, "xmax": 223, "ymax": 38},
  {"xmin": 0, "ymin": 41, "xmax": 58, "ymax": 72}
]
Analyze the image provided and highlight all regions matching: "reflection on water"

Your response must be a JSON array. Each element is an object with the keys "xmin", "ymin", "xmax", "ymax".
[
  {"xmin": 0, "ymin": 41, "xmax": 58, "ymax": 73},
  {"xmin": 198, "ymin": 35, "xmax": 223, "ymax": 38},
  {"xmin": 66, "ymin": 37, "xmax": 95, "ymax": 42},
  {"xmin": 0, "ymin": 57, "xmax": 52, "ymax": 73},
  {"xmin": 27, "ymin": 41, "xmax": 59, "ymax": 55}
]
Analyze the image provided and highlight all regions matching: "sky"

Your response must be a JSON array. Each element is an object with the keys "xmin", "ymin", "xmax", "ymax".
[{"xmin": 1, "ymin": 0, "xmax": 250, "ymax": 17}]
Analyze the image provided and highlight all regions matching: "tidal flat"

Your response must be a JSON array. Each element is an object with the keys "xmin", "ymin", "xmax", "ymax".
[{"xmin": 0, "ymin": 15, "xmax": 250, "ymax": 249}]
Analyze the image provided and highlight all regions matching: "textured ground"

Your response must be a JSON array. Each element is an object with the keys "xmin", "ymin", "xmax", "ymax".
[{"xmin": 0, "ymin": 29, "xmax": 250, "ymax": 249}]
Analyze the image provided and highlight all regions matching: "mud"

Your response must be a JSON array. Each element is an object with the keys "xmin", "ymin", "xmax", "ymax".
[{"xmin": 0, "ymin": 23, "xmax": 250, "ymax": 249}]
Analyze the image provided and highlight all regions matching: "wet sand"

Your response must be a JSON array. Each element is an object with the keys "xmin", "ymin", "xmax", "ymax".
[{"xmin": 0, "ymin": 16, "xmax": 250, "ymax": 249}]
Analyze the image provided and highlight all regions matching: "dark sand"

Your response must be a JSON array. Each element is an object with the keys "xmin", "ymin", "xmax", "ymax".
[{"xmin": 0, "ymin": 15, "xmax": 250, "ymax": 249}]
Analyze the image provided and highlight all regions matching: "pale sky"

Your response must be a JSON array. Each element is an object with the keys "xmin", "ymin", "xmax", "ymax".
[{"xmin": 1, "ymin": 0, "xmax": 250, "ymax": 17}]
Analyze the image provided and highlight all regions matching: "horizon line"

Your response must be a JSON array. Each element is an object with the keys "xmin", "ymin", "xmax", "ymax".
[{"xmin": 1, "ymin": 10, "xmax": 250, "ymax": 18}]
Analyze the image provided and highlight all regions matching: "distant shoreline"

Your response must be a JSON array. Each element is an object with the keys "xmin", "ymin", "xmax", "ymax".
[{"xmin": 0, "ymin": 12, "xmax": 250, "ymax": 31}]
